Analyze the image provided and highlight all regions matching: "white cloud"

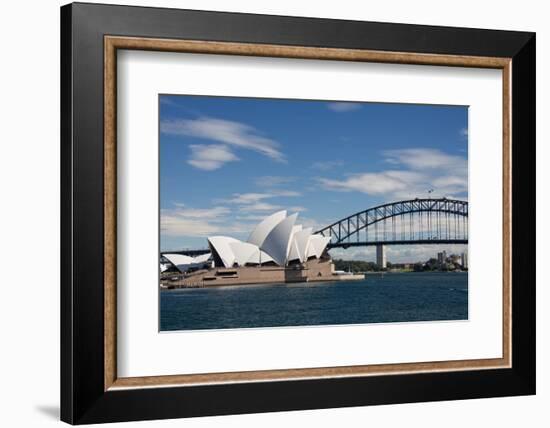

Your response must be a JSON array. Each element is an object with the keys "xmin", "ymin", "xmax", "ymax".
[
  {"xmin": 161, "ymin": 116, "xmax": 285, "ymax": 164},
  {"xmin": 432, "ymin": 175, "xmax": 468, "ymax": 195},
  {"xmin": 327, "ymin": 102, "xmax": 362, "ymax": 112},
  {"xmin": 320, "ymin": 170, "xmax": 425, "ymax": 195},
  {"xmin": 217, "ymin": 191, "xmax": 303, "ymax": 214},
  {"xmin": 460, "ymin": 127, "xmax": 468, "ymax": 138},
  {"xmin": 383, "ymin": 148, "xmax": 467, "ymax": 172},
  {"xmin": 319, "ymin": 148, "xmax": 468, "ymax": 199},
  {"xmin": 161, "ymin": 204, "xmax": 253, "ymax": 238},
  {"xmin": 187, "ymin": 144, "xmax": 239, "ymax": 170},
  {"xmin": 161, "ymin": 216, "xmax": 220, "ymax": 237},
  {"xmin": 223, "ymin": 193, "xmax": 271, "ymax": 204},
  {"xmin": 161, "ymin": 201, "xmax": 309, "ymax": 242},
  {"xmin": 168, "ymin": 204, "xmax": 230, "ymax": 219}
]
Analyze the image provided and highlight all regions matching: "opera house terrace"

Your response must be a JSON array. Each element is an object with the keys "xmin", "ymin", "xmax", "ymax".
[{"xmin": 160, "ymin": 211, "xmax": 364, "ymax": 288}]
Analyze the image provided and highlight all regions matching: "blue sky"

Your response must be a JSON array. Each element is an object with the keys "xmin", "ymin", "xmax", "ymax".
[{"xmin": 160, "ymin": 95, "xmax": 468, "ymax": 262}]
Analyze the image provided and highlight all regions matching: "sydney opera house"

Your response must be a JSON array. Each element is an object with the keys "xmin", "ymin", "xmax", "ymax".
[{"xmin": 161, "ymin": 211, "xmax": 363, "ymax": 288}]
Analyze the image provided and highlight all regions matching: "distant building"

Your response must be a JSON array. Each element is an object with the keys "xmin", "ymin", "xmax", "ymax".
[
  {"xmin": 376, "ymin": 244, "xmax": 387, "ymax": 269},
  {"xmin": 437, "ymin": 250, "xmax": 447, "ymax": 264},
  {"xmin": 462, "ymin": 251, "xmax": 468, "ymax": 269},
  {"xmin": 449, "ymin": 254, "xmax": 462, "ymax": 265}
]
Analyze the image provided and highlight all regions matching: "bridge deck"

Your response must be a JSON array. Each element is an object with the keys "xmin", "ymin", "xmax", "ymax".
[{"xmin": 328, "ymin": 239, "xmax": 467, "ymax": 248}]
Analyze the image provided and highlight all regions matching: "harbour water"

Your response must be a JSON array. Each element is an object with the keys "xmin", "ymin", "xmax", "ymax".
[{"xmin": 160, "ymin": 271, "xmax": 468, "ymax": 331}]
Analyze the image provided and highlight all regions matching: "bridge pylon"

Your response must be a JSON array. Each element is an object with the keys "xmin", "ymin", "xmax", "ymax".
[{"xmin": 376, "ymin": 244, "xmax": 387, "ymax": 269}]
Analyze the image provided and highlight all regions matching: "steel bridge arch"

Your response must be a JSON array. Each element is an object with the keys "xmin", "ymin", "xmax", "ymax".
[{"xmin": 315, "ymin": 198, "xmax": 468, "ymax": 247}]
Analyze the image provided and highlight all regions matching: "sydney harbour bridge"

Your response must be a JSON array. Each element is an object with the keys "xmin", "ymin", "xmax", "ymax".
[
  {"xmin": 169, "ymin": 198, "xmax": 468, "ymax": 267},
  {"xmin": 315, "ymin": 198, "xmax": 468, "ymax": 267}
]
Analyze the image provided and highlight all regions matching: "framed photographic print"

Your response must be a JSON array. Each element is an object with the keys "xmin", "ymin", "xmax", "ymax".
[{"xmin": 60, "ymin": 2, "xmax": 536, "ymax": 424}]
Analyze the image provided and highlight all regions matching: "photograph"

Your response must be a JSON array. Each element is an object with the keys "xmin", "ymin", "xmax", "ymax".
[{"xmin": 159, "ymin": 95, "xmax": 469, "ymax": 331}]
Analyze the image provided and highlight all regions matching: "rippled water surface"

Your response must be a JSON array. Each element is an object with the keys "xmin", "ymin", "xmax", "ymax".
[{"xmin": 160, "ymin": 272, "xmax": 468, "ymax": 331}]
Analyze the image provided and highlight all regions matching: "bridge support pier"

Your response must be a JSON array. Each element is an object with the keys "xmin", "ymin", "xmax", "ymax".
[{"xmin": 376, "ymin": 244, "xmax": 387, "ymax": 269}]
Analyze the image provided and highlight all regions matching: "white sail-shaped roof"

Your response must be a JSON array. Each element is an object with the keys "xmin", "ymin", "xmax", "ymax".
[
  {"xmin": 229, "ymin": 241, "xmax": 260, "ymax": 266},
  {"xmin": 163, "ymin": 253, "xmax": 201, "ymax": 273},
  {"xmin": 208, "ymin": 236, "xmax": 240, "ymax": 268},
  {"xmin": 293, "ymin": 227, "xmax": 313, "ymax": 262},
  {"xmin": 163, "ymin": 253, "xmax": 195, "ymax": 266},
  {"xmin": 288, "ymin": 239, "xmax": 301, "ymax": 262},
  {"xmin": 247, "ymin": 210, "xmax": 287, "ymax": 247},
  {"xmin": 245, "ymin": 249, "xmax": 274, "ymax": 265},
  {"xmin": 204, "ymin": 212, "xmax": 332, "ymax": 268},
  {"xmin": 307, "ymin": 235, "xmax": 331, "ymax": 259},
  {"xmin": 288, "ymin": 225, "xmax": 303, "ymax": 262},
  {"xmin": 260, "ymin": 213, "xmax": 298, "ymax": 266},
  {"xmin": 193, "ymin": 252, "xmax": 212, "ymax": 263}
]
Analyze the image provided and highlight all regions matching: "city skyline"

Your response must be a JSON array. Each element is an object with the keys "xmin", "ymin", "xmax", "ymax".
[{"xmin": 160, "ymin": 94, "xmax": 468, "ymax": 262}]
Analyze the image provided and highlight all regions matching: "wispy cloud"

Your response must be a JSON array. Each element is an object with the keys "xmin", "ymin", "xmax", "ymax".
[
  {"xmin": 327, "ymin": 102, "xmax": 362, "ymax": 112},
  {"xmin": 240, "ymin": 203, "xmax": 306, "ymax": 214},
  {"xmin": 221, "ymin": 191, "xmax": 300, "ymax": 205},
  {"xmin": 255, "ymin": 175, "xmax": 295, "ymax": 187},
  {"xmin": 319, "ymin": 148, "xmax": 467, "ymax": 199},
  {"xmin": 460, "ymin": 127, "xmax": 468, "ymax": 138},
  {"xmin": 188, "ymin": 144, "xmax": 239, "ymax": 170},
  {"xmin": 223, "ymin": 193, "xmax": 271, "ymax": 205},
  {"xmin": 161, "ymin": 205, "xmax": 245, "ymax": 238},
  {"xmin": 161, "ymin": 200, "xmax": 309, "ymax": 242},
  {"xmin": 243, "ymin": 202, "xmax": 283, "ymax": 212},
  {"xmin": 170, "ymin": 204, "xmax": 230, "ymax": 219},
  {"xmin": 383, "ymin": 148, "xmax": 467, "ymax": 173},
  {"xmin": 320, "ymin": 170, "xmax": 425, "ymax": 196},
  {"xmin": 218, "ymin": 191, "xmax": 302, "ymax": 214},
  {"xmin": 161, "ymin": 117, "xmax": 285, "ymax": 169},
  {"xmin": 295, "ymin": 215, "xmax": 326, "ymax": 231},
  {"xmin": 288, "ymin": 206, "xmax": 308, "ymax": 212},
  {"xmin": 235, "ymin": 214, "xmax": 273, "ymax": 222},
  {"xmin": 272, "ymin": 190, "xmax": 301, "ymax": 197},
  {"xmin": 311, "ymin": 160, "xmax": 345, "ymax": 171},
  {"xmin": 159, "ymin": 97, "xmax": 176, "ymax": 106}
]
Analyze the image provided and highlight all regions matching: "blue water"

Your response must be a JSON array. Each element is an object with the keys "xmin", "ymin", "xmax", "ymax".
[{"xmin": 160, "ymin": 272, "xmax": 468, "ymax": 331}]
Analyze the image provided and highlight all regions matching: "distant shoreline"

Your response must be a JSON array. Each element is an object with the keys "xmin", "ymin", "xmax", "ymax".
[{"xmin": 365, "ymin": 270, "xmax": 467, "ymax": 274}]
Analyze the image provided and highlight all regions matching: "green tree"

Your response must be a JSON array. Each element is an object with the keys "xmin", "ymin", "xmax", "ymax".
[{"xmin": 413, "ymin": 263, "xmax": 424, "ymax": 272}]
